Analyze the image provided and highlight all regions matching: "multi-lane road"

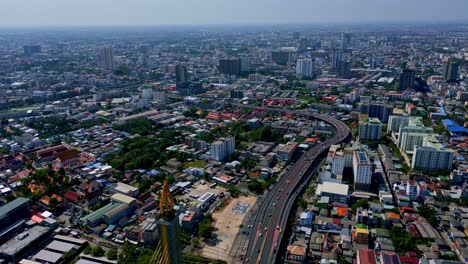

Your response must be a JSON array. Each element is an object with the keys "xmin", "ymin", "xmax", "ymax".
[{"xmin": 234, "ymin": 105, "xmax": 350, "ymax": 264}]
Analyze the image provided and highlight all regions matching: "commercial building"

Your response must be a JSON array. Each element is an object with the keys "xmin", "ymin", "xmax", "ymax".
[
  {"xmin": 0, "ymin": 198, "xmax": 30, "ymax": 232},
  {"xmin": 411, "ymin": 135, "xmax": 454, "ymax": 171},
  {"xmin": 210, "ymin": 137, "xmax": 235, "ymax": 161},
  {"xmin": 219, "ymin": 58, "xmax": 241, "ymax": 75},
  {"xmin": 339, "ymin": 60, "xmax": 352, "ymax": 79},
  {"xmin": 398, "ymin": 69, "xmax": 415, "ymax": 90},
  {"xmin": 295, "ymin": 58, "xmax": 314, "ymax": 78},
  {"xmin": 277, "ymin": 142, "xmax": 298, "ymax": 161},
  {"xmin": 359, "ymin": 117, "xmax": 383, "ymax": 140},
  {"xmin": 316, "ymin": 182, "xmax": 349, "ymax": 204},
  {"xmin": 353, "ymin": 151, "xmax": 372, "ymax": 191},
  {"xmin": 101, "ymin": 46, "xmax": 114, "ymax": 71}
]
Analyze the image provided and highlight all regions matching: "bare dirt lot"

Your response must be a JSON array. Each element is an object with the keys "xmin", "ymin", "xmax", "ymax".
[{"xmin": 201, "ymin": 196, "xmax": 257, "ymax": 263}]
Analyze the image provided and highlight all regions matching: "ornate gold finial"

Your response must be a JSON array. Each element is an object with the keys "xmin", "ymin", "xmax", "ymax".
[{"xmin": 159, "ymin": 180, "xmax": 175, "ymax": 219}]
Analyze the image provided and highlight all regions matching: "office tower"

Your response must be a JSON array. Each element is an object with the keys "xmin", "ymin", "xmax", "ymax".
[
  {"xmin": 271, "ymin": 51, "xmax": 292, "ymax": 65},
  {"xmin": 101, "ymin": 47, "xmax": 114, "ymax": 71},
  {"xmin": 210, "ymin": 137, "xmax": 235, "ymax": 161},
  {"xmin": 219, "ymin": 58, "xmax": 241, "ymax": 75},
  {"xmin": 151, "ymin": 181, "xmax": 182, "ymax": 264},
  {"xmin": 240, "ymin": 58, "xmax": 250, "ymax": 73},
  {"xmin": 398, "ymin": 69, "xmax": 415, "ymax": 90},
  {"xmin": 296, "ymin": 58, "xmax": 314, "ymax": 78},
  {"xmin": 293, "ymin": 31, "xmax": 300, "ymax": 40},
  {"xmin": 330, "ymin": 49, "xmax": 343, "ymax": 70},
  {"xmin": 298, "ymin": 38, "xmax": 309, "ymax": 52},
  {"xmin": 443, "ymin": 61, "xmax": 459, "ymax": 82},
  {"xmin": 23, "ymin": 45, "xmax": 42, "ymax": 56},
  {"xmin": 359, "ymin": 118, "xmax": 383, "ymax": 140},
  {"xmin": 457, "ymin": 91, "xmax": 468, "ymax": 101},
  {"xmin": 359, "ymin": 103, "xmax": 394, "ymax": 123},
  {"xmin": 339, "ymin": 60, "xmax": 352, "ymax": 79},
  {"xmin": 175, "ymin": 64, "xmax": 188, "ymax": 83},
  {"xmin": 341, "ymin": 33, "xmax": 352, "ymax": 50},
  {"xmin": 411, "ymin": 135, "xmax": 454, "ymax": 171},
  {"xmin": 353, "ymin": 151, "xmax": 372, "ymax": 191}
]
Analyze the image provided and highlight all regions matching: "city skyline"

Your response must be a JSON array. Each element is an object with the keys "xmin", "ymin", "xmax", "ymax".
[{"xmin": 1, "ymin": 0, "xmax": 468, "ymax": 27}]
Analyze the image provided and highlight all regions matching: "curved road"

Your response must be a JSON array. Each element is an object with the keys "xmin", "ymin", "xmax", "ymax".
[{"xmin": 235, "ymin": 105, "xmax": 350, "ymax": 264}]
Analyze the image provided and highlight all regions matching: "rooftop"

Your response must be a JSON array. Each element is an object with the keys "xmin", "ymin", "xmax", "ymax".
[{"xmin": 0, "ymin": 197, "xmax": 29, "ymax": 217}]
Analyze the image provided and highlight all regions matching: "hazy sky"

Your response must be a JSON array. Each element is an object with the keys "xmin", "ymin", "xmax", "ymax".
[{"xmin": 1, "ymin": 0, "xmax": 467, "ymax": 26}]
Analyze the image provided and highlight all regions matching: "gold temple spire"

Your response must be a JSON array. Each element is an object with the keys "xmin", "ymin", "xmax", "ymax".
[{"xmin": 159, "ymin": 180, "xmax": 175, "ymax": 219}]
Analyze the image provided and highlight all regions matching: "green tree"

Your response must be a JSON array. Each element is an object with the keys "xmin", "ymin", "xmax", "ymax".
[
  {"xmin": 92, "ymin": 246, "xmax": 105, "ymax": 257},
  {"xmin": 107, "ymin": 249, "xmax": 118, "ymax": 260},
  {"xmin": 227, "ymin": 186, "xmax": 241, "ymax": 198}
]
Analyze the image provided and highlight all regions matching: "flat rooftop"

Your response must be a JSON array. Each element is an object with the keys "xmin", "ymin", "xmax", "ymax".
[{"xmin": 0, "ymin": 225, "xmax": 51, "ymax": 256}]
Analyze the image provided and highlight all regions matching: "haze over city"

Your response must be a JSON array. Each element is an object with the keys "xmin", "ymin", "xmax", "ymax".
[{"xmin": 1, "ymin": 0, "xmax": 468, "ymax": 26}]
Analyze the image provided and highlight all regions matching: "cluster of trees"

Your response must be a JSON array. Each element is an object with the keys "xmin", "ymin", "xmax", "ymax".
[
  {"xmin": 417, "ymin": 205, "xmax": 438, "ymax": 227},
  {"xmin": 19, "ymin": 167, "xmax": 71, "ymax": 213},
  {"xmin": 248, "ymin": 178, "xmax": 276, "ymax": 194},
  {"xmin": 117, "ymin": 242, "xmax": 153, "ymax": 264},
  {"xmin": 199, "ymin": 213, "xmax": 215, "ymax": 239},
  {"xmin": 107, "ymin": 129, "xmax": 185, "ymax": 170},
  {"xmin": 248, "ymin": 125, "xmax": 286, "ymax": 144},
  {"xmin": 83, "ymin": 245, "xmax": 105, "ymax": 257},
  {"xmin": 227, "ymin": 186, "xmax": 240, "ymax": 198},
  {"xmin": 391, "ymin": 226, "xmax": 433, "ymax": 254},
  {"xmin": 114, "ymin": 118, "xmax": 153, "ymax": 136},
  {"xmin": 25, "ymin": 116, "xmax": 78, "ymax": 139}
]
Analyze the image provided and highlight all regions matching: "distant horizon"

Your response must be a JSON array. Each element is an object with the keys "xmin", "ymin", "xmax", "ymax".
[
  {"xmin": 1, "ymin": 0, "xmax": 467, "ymax": 28},
  {"xmin": 1, "ymin": 20, "xmax": 468, "ymax": 29}
]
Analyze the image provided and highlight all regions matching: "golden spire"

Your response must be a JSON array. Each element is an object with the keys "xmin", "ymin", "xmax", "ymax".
[{"xmin": 159, "ymin": 180, "xmax": 175, "ymax": 219}]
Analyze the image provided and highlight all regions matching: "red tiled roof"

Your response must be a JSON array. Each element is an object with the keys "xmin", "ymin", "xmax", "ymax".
[{"xmin": 358, "ymin": 249, "xmax": 377, "ymax": 264}]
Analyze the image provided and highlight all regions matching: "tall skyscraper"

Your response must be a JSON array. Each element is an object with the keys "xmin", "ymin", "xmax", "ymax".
[
  {"xmin": 296, "ymin": 58, "xmax": 314, "ymax": 78},
  {"xmin": 398, "ymin": 69, "xmax": 415, "ymax": 90},
  {"xmin": 330, "ymin": 49, "xmax": 342, "ymax": 70},
  {"xmin": 341, "ymin": 33, "xmax": 352, "ymax": 50},
  {"xmin": 23, "ymin": 45, "xmax": 42, "ymax": 56},
  {"xmin": 175, "ymin": 64, "xmax": 188, "ymax": 84},
  {"xmin": 101, "ymin": 47, "xmax": 114, "ymax": 71},
  {"xmin": 219, "ymin": 58, "xmax": 241, "ymax": 75},
  {"xmin": 443, "ymin": 61, "xmax": 459, "ymax": 82},
  {"xmin": 293, "ymin": 31, "xmax": 300, "ymax": 40},
  {"xmin": 339, "ymin": 60, "xmax": 352, "ymax": 79},
  {"xmin": 151, "ymin": 181, "xmax": 182, "ymax": 264}
]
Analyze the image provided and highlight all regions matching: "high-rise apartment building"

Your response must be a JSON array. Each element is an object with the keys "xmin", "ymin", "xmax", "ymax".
[
  {"xmin": 353, "ymin": 151, "xmax": 372, "ymax": 191},
  {"xmin": 341, "ymin": 33, "xmax": 352, "ymax": 50},
  {"xmin": 210, "ymin": 137, "xmax": 235, "ymax": 161},
  {"xmin": 101, "ymin": 46, "xmax": 115, "ymax": 71},
  {"xmin": 359, "ymin": 118, "xmax": 383, "ymax": 140},
  {"xmin": 411, "ymin": 135, "xmax": 454, "ymax": 171},
  {"xmin": 359, "ymin": 103, "xmax": 393, "ymax": 123},
  {"xmin": 296, "ymin": 58, "xmax": 314, "ymax": 77}
]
